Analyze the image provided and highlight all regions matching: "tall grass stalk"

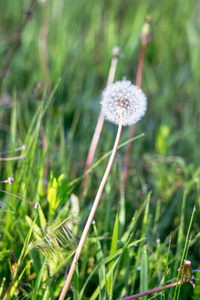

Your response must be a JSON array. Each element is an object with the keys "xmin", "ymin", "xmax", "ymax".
[
  {"xmin": 38, "ymin": 0, "xmax": 52, "ymax": 93},
  {"xmin": 80, "ymin": 46, "xmax": 120, "ymax": 201},
  {"xmin": 123, "ymin": 18, "xmax": 151, "ymax": 186}
]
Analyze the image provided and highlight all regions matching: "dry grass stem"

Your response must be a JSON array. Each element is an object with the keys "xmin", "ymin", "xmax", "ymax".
[
  {"xmin": 123, "ymin": 18, "xmax": 151, "ymax": 186},
  {"xmin": 120, "ymin": 282, "xmax": 180, "ymax": 300}
]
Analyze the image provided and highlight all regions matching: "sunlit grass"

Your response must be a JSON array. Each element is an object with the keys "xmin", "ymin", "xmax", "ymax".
[{"xmin": 0, "ymin": 0, "xmax": 200, "ymax": 299}]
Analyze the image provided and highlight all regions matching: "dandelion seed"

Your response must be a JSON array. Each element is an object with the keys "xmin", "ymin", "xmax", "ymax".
[{"xmin": 101, "ymin": 79, "xmax": 147, "ymax": 126}]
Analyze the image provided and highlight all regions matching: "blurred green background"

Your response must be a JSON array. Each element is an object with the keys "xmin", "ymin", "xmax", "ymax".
[
  {"xmin": 0, "ymin": 0, "xmax": 200, "ymax": 299},
  {"xmin": 1, "ymin": 0, "xmax": 200, "ymax": 161}
]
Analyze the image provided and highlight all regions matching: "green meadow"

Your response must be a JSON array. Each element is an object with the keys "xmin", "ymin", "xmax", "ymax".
[{"xmin": 0, "ymin": 0, "xmax": 200, "ymax": 299}]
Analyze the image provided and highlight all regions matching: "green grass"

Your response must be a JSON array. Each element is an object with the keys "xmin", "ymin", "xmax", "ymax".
[{"xmin": 0, "ymin": 0, "xmax": 200, "ymax": 299}]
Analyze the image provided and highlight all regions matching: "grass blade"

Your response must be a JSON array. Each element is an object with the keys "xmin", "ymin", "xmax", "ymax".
[
  {"xmin": 140, "ymin": 246, "xmax": 148, "ymax": 300},
  {"xmin": 32, "ymin": 257, "xmax": 47, "ymax": 300},
  {"xmin": 107, "ymin": 212, "xmax": 119, "ymax": 298}
]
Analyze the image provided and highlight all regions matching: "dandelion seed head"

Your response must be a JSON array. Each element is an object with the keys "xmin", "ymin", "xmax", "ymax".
[{"xmin": 101, "ymin": 79, "xmax": 147, "ymax": 126}]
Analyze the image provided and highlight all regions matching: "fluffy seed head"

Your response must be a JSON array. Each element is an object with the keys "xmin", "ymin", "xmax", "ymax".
[{"xmin": 101, "ymin": 79, "xmax": 147, "ymax": 126}]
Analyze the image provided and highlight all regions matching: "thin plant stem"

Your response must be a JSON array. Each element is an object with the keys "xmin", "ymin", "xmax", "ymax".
[
  {"xmin": 0, "ymin": 177, "xmax": 14, "ymax": 185},
  {"xmin": 122, "ymin": 43, "xmax": 146, "ymax": 186},
  {"xmin": 38, "ymin": 1, "xmax": 51, "ymax": 187},
  {"xmin": 0, "ymin": 155, "xmax": 25, "ymax": 161},
  {"xmin": 3, "ymin": 282, "xmax": 13, "ymax": 300},
  {"xmin": 136, "ymin": 43, "xmax": 146, "ymax": 88},
  {"xmin": 122, "ymin": 17, "xmax": 151, "ymax": 186},
  {"xmin": 39, "ymin": 0, "xmax": 51, "ymax": 184},
  {"xmin": 120, "ymin": 282, "xmax": 181, "ymax": 300},
  {"xmin": 79, "ymin": 46, "xmax": 120, "ymax": 201},
  {"xmin": 58, "ymin": 123, "xmax": 123, "ymax": 300},
  {"xmin": 0, "ymin": 145, "xmax": 27, "ymax": 155},
  {"xmin": 0, "ymin": 189, "xmax": 38, "ymax": 208}
]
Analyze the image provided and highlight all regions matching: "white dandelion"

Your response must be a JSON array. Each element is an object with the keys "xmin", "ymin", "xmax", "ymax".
[
  {"xmin": 58, "ymin": 79, "xmax": 147, "ymax": 299},
  {"xmin": 101, "ymin": 79, "xmax": 147, "ymax": 126}
]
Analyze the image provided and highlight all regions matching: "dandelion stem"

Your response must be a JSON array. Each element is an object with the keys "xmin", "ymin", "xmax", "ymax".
[
  {"xmin": 59, "ymin": 123, "xmax": 123, "ymax": 300},
  {"xmin": 123, "ymin": 123, "xmax": 136, "ymax": 184},
  {"xmin": 80, "ymin": 46, "xmax": 120, "ymax": 201}
]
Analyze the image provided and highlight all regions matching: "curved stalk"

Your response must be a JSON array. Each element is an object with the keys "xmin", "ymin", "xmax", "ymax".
[{"xmin": 120, "ymin": 282, "xmax": 181, "ymax": 300}]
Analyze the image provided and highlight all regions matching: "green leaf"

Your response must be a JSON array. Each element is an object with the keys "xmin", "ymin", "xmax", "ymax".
[{"xmin": 47, "ymin": 172, "xmax": 58, "ymax": 221}]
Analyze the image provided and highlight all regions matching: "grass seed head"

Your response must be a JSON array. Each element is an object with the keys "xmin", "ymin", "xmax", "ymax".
[{"xmin": 101, "ymin": 79, "xmax": 147, "ymax": 126}]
